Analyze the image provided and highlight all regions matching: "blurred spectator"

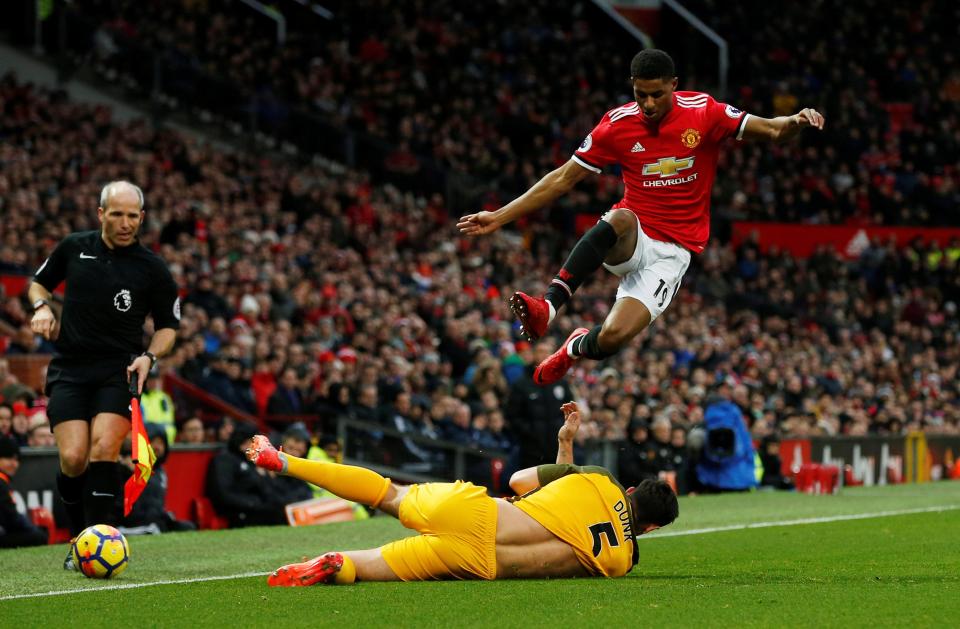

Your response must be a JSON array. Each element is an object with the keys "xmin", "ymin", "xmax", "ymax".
[
  {"xmin": 267, "ymin": 368, "xmax": 306, "ymax": 416},
  {"xmin": 0, "ymin": 359, "xmax": 35, "ymax": 405},
  {"xmin": 649, "ymin": 418, "xmax": 675, "ymax": 471},
  {"xmin": 669, "ymin": 426, "xmax": 691, "ymax": 495},
  {"xmin": 4, "ymin": 325, "xmax": 55, "ymax": 355},
  {"xmin": 9, "ymin": 402, "xmax": 30, "ymax": 447},
  {"xmin": 438, "ymin": 402, "xmax": 473, "ymax": 445},
  {"xmin": 26, "ymin": 414, "xmax": 55, "ymax": 447},
  {"xmin": 178, "ymin": 416, "xmax": 206, "ymax": 444},
  {"xmin": 216, "ymin": 416, "xmax": 237, "ymax": 444},
  {"xmin": 350, "ymin": 384, "xmax": 382, "ymax": 424},
  {"xmin": 140, "ymin": 370, "xmax": 176, "ymax": 443},
  {"xmin": 758, "ymin": 434, "xmax": 793, "ymax": 490},
  {"xmin": 0, "ymin": 436, "xmax": 48, "ymax": 547},
  {"xmin": 205, "ymin": 422, "xmax": 287, "ymax": 527},
  {"xmin": 201, "ymin": 356, "xmax": 255, "ymax": 415},
  {"xmin": 618, "ymin": 419, "xmax": 655, "ymax": 488},
  {"xmin": 0, "ymin": 403, "xmax": 12, "ymax": 438},
  {"xmin": 271, "ymin": 423, "xmax": 314, "ymax": 506}
]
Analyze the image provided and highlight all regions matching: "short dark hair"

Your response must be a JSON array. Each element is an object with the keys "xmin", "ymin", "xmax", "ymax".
[
  {"xmin": 630, "ymin": 479, "xmax": 679, "ymax": 527},
  {"xmin": 630, "ymin": 49, "xmax": 675, "ymax": 80}
]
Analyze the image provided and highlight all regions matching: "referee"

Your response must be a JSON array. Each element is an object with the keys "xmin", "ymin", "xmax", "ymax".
[{"xmin": 27, "ymin": 181, "xmax": 179, "ymax": 563}]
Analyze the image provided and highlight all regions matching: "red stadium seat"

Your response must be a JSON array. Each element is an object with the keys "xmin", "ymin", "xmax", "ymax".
[
  {"xmin": 843, "ymin": 465, "xmax": 864, "ymax": 487},
  {"xmin": 28, "ymin": 506, "xmax": 71, "ymax": 544},
  {"xmin": 192, "ymin": 497, "xmax": 229, "ymax": 530},
  {"xmin": 795, "ymin": 463, "xmax": 820, "ymax": 494},
  {"xmin": 816, "ymin": 465, "xmax": 840, "ymax": 495}
]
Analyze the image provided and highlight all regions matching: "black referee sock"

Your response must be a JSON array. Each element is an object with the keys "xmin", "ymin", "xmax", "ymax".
[
  {"xmin": 57, "ymin": 471, "xmax": 88, "ymax": 536},
  {"xmin": 84, "ymin": 462, "xmax": 121, "ymax": 527},
  {"xmin": 544, "ymin": 220, "xmax": 618, "ymax": 311},
  {"xmin": 570, "ymin": 325, "xmax": 618, "ymax": 360}
]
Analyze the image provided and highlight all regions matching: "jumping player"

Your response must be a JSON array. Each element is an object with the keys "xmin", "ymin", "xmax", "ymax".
[
  {"xmin": 457, "ymin": 49, "xmax": 825, "ymax": 384},
  {"xmin": 245, "ymin": 401, "xmax": 678, "ymax": 585}
]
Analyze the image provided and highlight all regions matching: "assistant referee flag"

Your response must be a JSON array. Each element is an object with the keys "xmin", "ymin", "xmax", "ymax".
[{"xmin": 124, "ymin": 381, "xmax": 156, "ymax": 516}]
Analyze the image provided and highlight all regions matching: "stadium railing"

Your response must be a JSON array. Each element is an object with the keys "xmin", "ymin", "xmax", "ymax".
[
  {"xmin": 334, "ymin": 416, "xmax": 508, "ymax": 484},
  {"xmin": 163, "ymin": 372, "xmax": 261, "ymax": 427},
  {"xmin": 161, "ymin": 373, "xmax": 513, "ymax": 489}
]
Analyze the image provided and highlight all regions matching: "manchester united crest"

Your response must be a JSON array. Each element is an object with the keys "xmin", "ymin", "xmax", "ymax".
[{"xmin": 681, "ymin": 128, "xmax": 701, "ymax": 149}]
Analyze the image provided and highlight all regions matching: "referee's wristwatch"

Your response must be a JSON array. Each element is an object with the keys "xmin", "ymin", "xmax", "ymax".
[
  {"xmin": 142, "ymin": 351, "xmax": 158, "ymax": 368},
  {"xmin": 32, "ymin": 298, "xmax": 51, "ymax": 312}
]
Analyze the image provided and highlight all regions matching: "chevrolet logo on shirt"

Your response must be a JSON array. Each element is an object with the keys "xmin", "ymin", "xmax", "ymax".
[{"xmin": 642, "ymin": 156, "xmax": 695, "ymax": 178}]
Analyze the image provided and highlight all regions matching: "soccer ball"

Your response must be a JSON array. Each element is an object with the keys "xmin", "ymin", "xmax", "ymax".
[{"xmin": 71, "ymin": 524, "xmax": 130, "ymax": 579}]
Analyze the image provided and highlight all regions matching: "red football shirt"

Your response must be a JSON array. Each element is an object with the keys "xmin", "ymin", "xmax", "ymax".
[{"xmin": 573, "ymin": 91, "xmax": 750, "ymax": 253}]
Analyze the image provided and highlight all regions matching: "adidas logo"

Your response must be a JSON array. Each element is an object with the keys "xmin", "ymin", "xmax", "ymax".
[{"xmin": 631, "ymin": 142, "xmax": 645, "ymax": 153}]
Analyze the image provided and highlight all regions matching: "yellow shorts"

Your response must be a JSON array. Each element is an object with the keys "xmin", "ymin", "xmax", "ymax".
[{"xmin": 380, "ymin": 481, "xmax": 498, "ymax": 581}]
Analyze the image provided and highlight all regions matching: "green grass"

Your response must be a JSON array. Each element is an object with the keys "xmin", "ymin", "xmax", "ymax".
[{"xmin": 1, "ymin": 483, "xmax": 959, "ymax": 628}]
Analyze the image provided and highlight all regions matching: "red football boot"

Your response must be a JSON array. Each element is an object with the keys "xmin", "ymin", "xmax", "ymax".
[
  {"xmin": 509, "ymin": 291, "xmax": 550, "ymax": 340},
  {"xmin": 245, "ymin": 434, "xmax": 284, "ymax": 472},
  {"xmin": 533, "ymin": 327, "xmax": 589, "ymax": 385},
  {"xmin": 268, "ymin": 552, "xmax": 345, "ymax": 587}
]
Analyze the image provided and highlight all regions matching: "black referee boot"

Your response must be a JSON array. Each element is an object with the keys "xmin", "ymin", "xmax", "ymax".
[{"xmin": 63, "ymin": 544, "xmax": 77, "ymax": 571}]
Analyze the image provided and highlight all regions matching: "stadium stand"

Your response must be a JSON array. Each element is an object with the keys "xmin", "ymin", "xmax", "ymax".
[
  {"xmin": 1, "ymin": 1, "xmax": 959, "ymax": 510},
  {"xmin": 53, "ymin": 0, "xmax": 960, "ymax": 227},
  {"xmin": 1, "ymin": 74, "xmax": 957, "ymax": 450}
]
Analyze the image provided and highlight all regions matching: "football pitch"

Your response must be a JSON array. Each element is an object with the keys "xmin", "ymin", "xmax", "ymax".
[{"xmin": 1, "ymin": 483, "xmax": 958, "ymax": 628}]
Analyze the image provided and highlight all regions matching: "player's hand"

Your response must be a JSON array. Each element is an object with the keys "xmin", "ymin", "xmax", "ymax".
[
  {"xmin": 457, "ymin": 211, "xmax": 501, "ymax": 237},
  {"xmin": 30, "ymin": 306, "xmax": 57, "ymax": 340},
  {"xmin": 794, "ymin": 108, "xmax": 825, "ymax": 130},
  {"xmin": 126, "ymin": 355, "xmax": 152, "ymax": 395},
  {"xmin": 558, "ymin": 401, "xmax": 582, "ymax": 442}
]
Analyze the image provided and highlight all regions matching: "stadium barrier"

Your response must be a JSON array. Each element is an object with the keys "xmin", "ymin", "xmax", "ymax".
[
  {"xmin": 731, "ymin": 222, "xmax": 960, "ymax": 260},
  {"xmin": 780, "ymin": 433, "xmax": 960, "ymax": 486}
]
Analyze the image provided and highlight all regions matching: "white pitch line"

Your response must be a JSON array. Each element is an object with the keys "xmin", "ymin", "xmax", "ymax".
[
  {"xmin": 0, "ymin": 571, "xmax": 269, "ymax": 602},
  {"xmin": 644, "ymin": 504, "xmax": 960, "ymax": 539},
  {"xmin": 2, "ymin": 504, "xmax": 958, "ymax": 602}
]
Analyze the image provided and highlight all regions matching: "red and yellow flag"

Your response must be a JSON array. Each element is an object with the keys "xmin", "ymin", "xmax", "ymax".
[{"xmin": 124, "ymin": 396, "xmax": 156, "ymax": 516}]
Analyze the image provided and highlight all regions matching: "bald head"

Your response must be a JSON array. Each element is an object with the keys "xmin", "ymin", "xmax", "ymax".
[{"xmin": 100, "ymin": 181, "xmax": 144, "ymax": 211}]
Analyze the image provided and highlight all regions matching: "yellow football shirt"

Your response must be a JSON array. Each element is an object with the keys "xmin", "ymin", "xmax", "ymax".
[{"xmin": 512, "ymin": 464, "xmax": 638, "ymax": 577}]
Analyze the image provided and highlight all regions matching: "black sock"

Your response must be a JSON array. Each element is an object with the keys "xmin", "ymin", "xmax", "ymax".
[
  {"xmin": 544, "ymin": 220, "xmax": 618, "ymax": 311},
  {"xmin": 570, "ymin": 325, "xmax": 618, "ymax": 360},
  {"xmin": 57, "ymin": 471, "xmax": 88, "ymax": 536},
  {"xmin": 84, "ymin": 462, "xmax": 121, "ymax": 526}
]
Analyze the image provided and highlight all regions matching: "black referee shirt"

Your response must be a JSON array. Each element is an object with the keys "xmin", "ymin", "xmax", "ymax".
[{"xmin": 33, "ymin": 230, "xmax": 180, "ymax": 359}]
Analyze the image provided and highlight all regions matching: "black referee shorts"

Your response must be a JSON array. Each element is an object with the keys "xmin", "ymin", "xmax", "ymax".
[{"xmin": 45, "ymin": 356, "xmax": 132, "ymax": 427}]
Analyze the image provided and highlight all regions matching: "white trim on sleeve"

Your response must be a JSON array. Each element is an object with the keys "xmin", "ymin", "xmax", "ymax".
[
  {"xmin": 735, "ymin": 113, "xmax": 752, "ymax": 141},
  {"xmin": 571, "ymin": 155, "xmax": 602, "ymax": 173}
]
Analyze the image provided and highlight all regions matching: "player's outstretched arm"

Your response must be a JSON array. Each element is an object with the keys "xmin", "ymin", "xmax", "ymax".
[
  {"xmin": 556, "ymin": 401, "xmax": 582, "ymax": 464},
  {"xmin": 457, "ymin": 159, "xmax": 593, "ymax": 237},
  {"xmin": 508, "ymin": 401, "xmax": 584, "ymax": 494},
  {"xmin": 740, "ymin": 108, "xmax": 825, "ymax": 143}
]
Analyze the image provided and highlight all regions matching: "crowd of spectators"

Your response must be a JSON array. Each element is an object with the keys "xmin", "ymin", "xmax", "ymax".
[
  {"xmin": 674, "ymin": 0, "xmax": 960, "ymax": 228},
  {"xmin": 2, "ymin": 72, "xmax": 959, "ymax": 502},
  {"xmin": 67, "ymin": 0, "xmax": 960, "ymax": 228}
]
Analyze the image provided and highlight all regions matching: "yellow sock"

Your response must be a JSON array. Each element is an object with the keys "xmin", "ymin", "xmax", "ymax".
[
  {"xmin": 284, "ymin": 455, "xmax": 391, "ymax": 507},
  {"xmin": 334, "ymin": 554, "xmax": 357, "ymax": 584}
]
